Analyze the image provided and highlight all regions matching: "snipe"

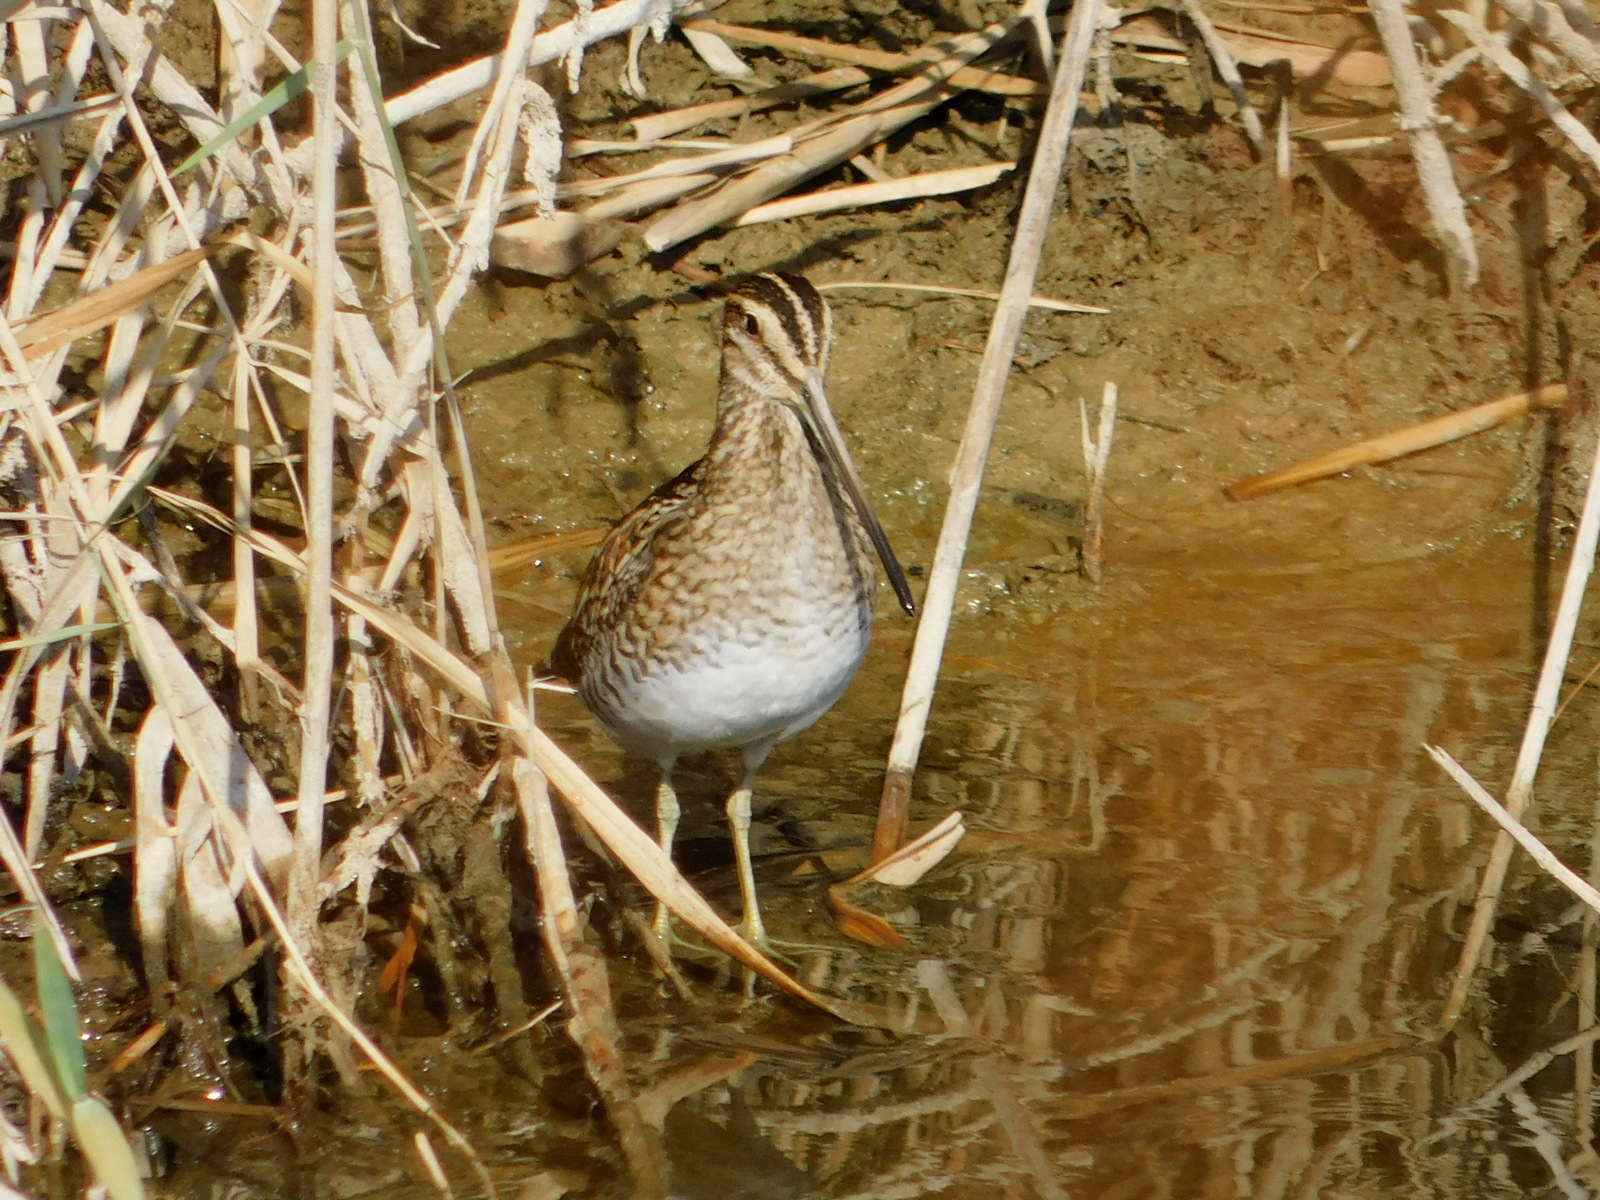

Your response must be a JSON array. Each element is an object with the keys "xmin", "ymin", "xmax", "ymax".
[{"xmin": 551, "ymin": 272, "xmax": 915, "ymax": 947}]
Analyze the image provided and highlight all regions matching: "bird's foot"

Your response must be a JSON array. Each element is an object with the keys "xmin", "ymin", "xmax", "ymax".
[{"xmin": 736, "ymin": 922, "xmax": 847, "ymax": 967}]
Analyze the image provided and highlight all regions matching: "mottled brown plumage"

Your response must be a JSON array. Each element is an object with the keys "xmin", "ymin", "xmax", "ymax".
[{"xmin": 552, "ymin": 272, "xmax": 914, "ymax": 945}]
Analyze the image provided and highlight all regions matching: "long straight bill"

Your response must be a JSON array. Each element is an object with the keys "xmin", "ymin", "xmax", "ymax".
[{"xmin": 802, "ymin": 371, "xmax": 916, "ymax": 615}]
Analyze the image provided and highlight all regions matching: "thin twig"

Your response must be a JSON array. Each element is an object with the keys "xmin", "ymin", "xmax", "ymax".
[
  {"xmin": 1427, "ymin": 746, "xmax": 1600, "ymax": 914},
  {"xmin": 1225, "ymin": 383, "xmax": 1568, "ymax": 500},
  {"xmin": 816, "ymin": 279, "xmax": 1107, "ymax": 314},
  {"xmin": 1442, "ymin": 408, "xmax": 1600, "ymax": 1024},
  {"xmin": 872, "ymin": 0, "xmax": 1103, "ymax": 864},
  {"xmin": 734, "ymin": 162, "xmax": 1015, "ymax": 226}
]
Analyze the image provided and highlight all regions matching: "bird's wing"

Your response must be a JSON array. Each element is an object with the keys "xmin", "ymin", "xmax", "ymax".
[{"xmin": 549, "ymin": 458, "xmax": 705, "ymax": 680}]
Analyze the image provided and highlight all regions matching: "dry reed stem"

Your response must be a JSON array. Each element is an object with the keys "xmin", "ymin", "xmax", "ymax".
[
  {"xmin": 514, "ymin": 756, "xmax": 664, "ymax": 1191},
  {"xmin": 1496, "ymin": 0, "xmax": 1600, "ymax": 85},
  {"xmin": 12, "ymin": 244, "xmax": 214, "ymax": 356},
  {"xmin": 1366, "ymin": 0, "xmax": 1479, "ymax": 289},
  {"xmin": 1275, "ymin": 83, "xmax": 1291, "ymax": 210},
  {"xmin": 1428, "ymin": 746, "xmax": 1600, "ymax": 914},
  {"xmin": 453, "ymin": 0, "xmax": 553, "ymax": 211},
  {"xmin": 569, "ymin": 136, "xmax": 747, "ymax": 154},
  {"xmin": 1024, "ymin": 0, "xmax": 1054, "ymax": 75},
  {"xmin": 1175, "ymin": 0, "xmax": 1268, "ymax": 158},
  {"xmin": 872, "ymin": 0, "xmax": 1102, "ymax": 865},
  {"xmin": 285, "ymin": 0, "xmax": 341, "ymax": 971},
  {"xmin": 734, "ymin": 162, "xmax": 1015, "ymax": 226},
  {"xmin": 413, "ymin": 1131, "xmax": 455, "ymax": 1200},
  {"xmin": 1442, "ymin": 407, "xmax": 1600, "ymax": 1024},
  {"xmin": 1079, "ymin": 382, "xmax": 1117, "ymax": 584},
  {"xmin": 227, "ymin": 349, "xmax": 259, "ymax": 721},
  {"xmin": 628, "ymin": 66, "xmax": 870, "ymax": 141},
  {"xmin": 1107, "ymin": 13, "xmax": 1392, "ymax": 86},
  {"xmin": 816, "ymin": 280, "xmax": 1108, "ymax": 314},
  {"xmin": 1224, "ymin": 383, "xmax": 1568, "ymax": 500},
  {"xmin": 644, "ymin": 22, "xmax": 1017, "ymax": 251},
  {"xmin": 1441, "ymin": 10, "xmax": 1600, "ymax": 176},
  {"xmin": 562, "ymin": 133, "xmax": 794, "ymax": 199},
  {"xmin": 680, "ymin": 17, "xmax": 1045, "ymax": 96},
  {"xmin": 343, "ymin": 0, "xmax": 421, "ymax": 360}
]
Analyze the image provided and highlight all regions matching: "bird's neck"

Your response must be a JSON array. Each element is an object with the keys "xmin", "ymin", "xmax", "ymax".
[{"xmin": 705, "ymin": 392, "xmax": 812, "ymax": 484}]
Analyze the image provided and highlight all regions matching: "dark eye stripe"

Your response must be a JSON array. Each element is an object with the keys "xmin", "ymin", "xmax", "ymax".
[{"xmin": 732, "ymin": 272, "xmax": 829, "ymax": 363}]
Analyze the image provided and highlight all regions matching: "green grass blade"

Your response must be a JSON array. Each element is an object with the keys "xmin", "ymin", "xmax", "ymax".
[
  {"xmin": 33, "ymin": 922, "xmax": 85, "ymax": 1101},
  {"xmin": 174, "ymin": 40, "xmax": 355, "ymax": 175},
  {"xmin": 0, "ymin": 620, "xmax": 122, "ymax": 653}
]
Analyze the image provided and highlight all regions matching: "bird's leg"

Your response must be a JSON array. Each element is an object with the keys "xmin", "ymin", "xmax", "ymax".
[
  {"xmin": 652, "ymin": 765, "xmax": 680, "ymax": 939},
  {"xmin": 726, "ymin": 762, "xmax": 767, "ymax": 948}
]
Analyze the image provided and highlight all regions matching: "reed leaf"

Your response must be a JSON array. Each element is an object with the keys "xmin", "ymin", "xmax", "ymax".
[
  {"xmin": 68, "ymin": 1096, "xmax": 146, "ymax": 1200},
  {"xmin": 31, "ymin": 920, "xmax": 85, "ymax": 1102},
  {"xmin": 173, "ymin": 39, "xmax": 355, "ymax": 175},
  {"xmin": 0, "ymin": 621, "xmax": 121, "ymax": 653}
]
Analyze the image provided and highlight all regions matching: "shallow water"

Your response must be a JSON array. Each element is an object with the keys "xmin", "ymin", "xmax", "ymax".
[{"xmin": 506, "ymin": 527, "xmax": 1570, "ymax": 1199}]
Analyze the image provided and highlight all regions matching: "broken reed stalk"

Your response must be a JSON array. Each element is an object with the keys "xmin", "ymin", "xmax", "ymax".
[
  {"xmin": 1440, "ymin": 9, "xmax": 1600, "ymax": 176},
  {"xmin": 1175, "ymin": 0, "xmax": 1267, "ymax": 159},
  {"xmin": 1225, "ymin": 383, "xmax": 1568, "ymax": 500},
  {"xmin": 628, "ymin": 66, "xmax": 870, "ymax": 141},
  {"xmin": 284, "ymin": 0, "xmax": 340, "ymax": 1037},
  {"xmin": 1428, "ymin": 746, "xmax": 1600, "ymax": 914},
  {"xmin": 1366, "ymin": 0, "xmax": 1480, "ymax": 288},
  {"xmin": 513, "ymin": 755, "xmax": 664, "ymax": 1189},
  {"xmin": 872, "ymin": 0, "xmax": 1103, "ymax": 865},
  {"xmin": 642, "ymin": 21, "xmax": 1019, "ymax": 252},
  {"xmin": 679, "ymin": 17, "xmax": 1044, "ymax": 96},
  {"xmin": 733, "ymin": 162, "xmax": 1015, "ymax": 227},
  {"xmin": 1080, "ymin": 382, "xmax": 1118, "ymax": 584},
  {"xmin": 1441, "ymin": 413, "xmax": 1600, "ymax": 1026}
]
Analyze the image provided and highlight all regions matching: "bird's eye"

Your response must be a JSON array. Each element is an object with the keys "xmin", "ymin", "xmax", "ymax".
[{"xmin": 744, "ymin": 313, "xmax": 759, "ymax": 335}]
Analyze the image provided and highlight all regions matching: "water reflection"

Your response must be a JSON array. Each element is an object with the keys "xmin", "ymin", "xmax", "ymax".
[{"xmin": 616, "ymin": 540, "xmax": 1589, "ymax": 1200}]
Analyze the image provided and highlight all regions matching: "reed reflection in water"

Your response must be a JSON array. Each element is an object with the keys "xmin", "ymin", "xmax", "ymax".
[{"xmin": 647, "ymin": 542, "xmax": 1590, "ymax": 1200}]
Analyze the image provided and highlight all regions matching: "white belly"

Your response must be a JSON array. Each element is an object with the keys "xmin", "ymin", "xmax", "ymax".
[{"xmin": 588, "ymin": 617, "xmax": 871, "ymax": 766}]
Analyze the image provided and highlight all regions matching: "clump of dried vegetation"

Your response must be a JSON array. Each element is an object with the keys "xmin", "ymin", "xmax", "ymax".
[{"xmin": 4, "ymin": 0, "xmax": 1600, "ymax": 1193}]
